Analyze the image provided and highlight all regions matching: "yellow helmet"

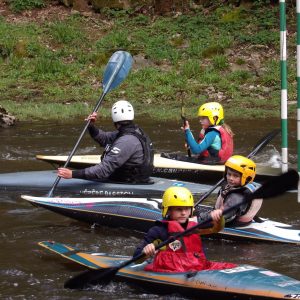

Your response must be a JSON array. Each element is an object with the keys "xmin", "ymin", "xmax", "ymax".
[
  {"xmin": 162, "ymin": 187, "xmax": 194, "ymax": 218},
  {"xmin": 225, "ymin": 155, "xmax": 256, "ymax": 186},
  {"xmin": 197, "ymin": 102, "xmax": 224, "ymax": 125}
]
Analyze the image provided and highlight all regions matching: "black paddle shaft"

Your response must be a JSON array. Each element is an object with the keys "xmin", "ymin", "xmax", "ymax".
[
  {"xmin": 47, "ymin": 98, "xmax": 105, "ymax": 197},
  {"xmin": 64, "ymin": 169, "xmax": 298, "ymax": 290},
  {"xmin": 181, "ymin": 115, "xmax": 192, "ymax": 158},
  {"xmin": 194, "ymin": 128, "xmax": 280, "ymax": 208},
  {"xmin": 181, "ymin": 101, "xmax": 192, "ymax": 158}
]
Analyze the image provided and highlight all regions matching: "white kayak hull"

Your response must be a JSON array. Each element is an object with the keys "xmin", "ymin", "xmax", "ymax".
[
  {"xmin": 36, "ymin": 153, "xmax": 282, "ymax": 183},
  {"xmin": 22, "ymin": 195, "xmax": 300, "ymax": 244}
]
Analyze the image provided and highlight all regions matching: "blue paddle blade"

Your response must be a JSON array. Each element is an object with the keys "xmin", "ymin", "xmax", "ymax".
[{"xmin": 102, "ymin": 51, "xmax": 133, "ymax": 94}]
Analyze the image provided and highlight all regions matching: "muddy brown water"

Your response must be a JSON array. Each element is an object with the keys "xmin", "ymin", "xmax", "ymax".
[{"xmin": 1, "ymin": 118, "xmax": 300, "ymax": 300}]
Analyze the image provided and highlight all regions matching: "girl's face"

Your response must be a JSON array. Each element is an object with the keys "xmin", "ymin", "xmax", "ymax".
[
  {"xmin": 226, "ymin": 168, "xmax": 242, "ymax": 187},
  {"xmin": 199, "ymin": 116, "xmax": 211, "ymax": 128},
  {"xmin": 168, "ymin": 206, "xmax": 192, "ymax": 223}
]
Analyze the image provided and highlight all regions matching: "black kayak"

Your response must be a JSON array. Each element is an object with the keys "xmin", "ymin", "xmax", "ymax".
[{"xmin": 0, "ymin": 170, "xmax": 215, "ymax": 197}]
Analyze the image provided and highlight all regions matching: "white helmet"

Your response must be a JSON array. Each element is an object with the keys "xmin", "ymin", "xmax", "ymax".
[{"xmin": 111, "ymin": 100, "xmax": 134, "ymax": 123}]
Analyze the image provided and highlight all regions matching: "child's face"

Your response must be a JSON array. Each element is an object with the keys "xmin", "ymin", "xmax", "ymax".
[
  {"xmin": 168, "ymin": 206, "xmax": 192, "ymax": 223},
  {"xmin": 226, "ymin": 168, "xmax": 242, "ymax": 187},
  {"xmin": 199, "ymin": 116, "xmax": 211, "ymax": 128}
]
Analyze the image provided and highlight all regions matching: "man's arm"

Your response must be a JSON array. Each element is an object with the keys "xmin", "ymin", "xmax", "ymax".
[
  {"xmin": 88, "ymin": 124, "xmax": 118, "ymax": 147},
  {"xmin": 73, "ymin": 135, "xmax": 140, "ymax": 180}
]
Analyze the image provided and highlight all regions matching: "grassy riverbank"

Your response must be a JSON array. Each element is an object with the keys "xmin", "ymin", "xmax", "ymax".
[{"xmin": 0, "ymin": 1, "xmax": 298, "ymax": 121}]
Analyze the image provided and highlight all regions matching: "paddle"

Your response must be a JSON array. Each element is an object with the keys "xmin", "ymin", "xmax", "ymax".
[
  {"xmin": 181, "ymin": 99, "xmax": 191, "ymax": 157},
  {"xmin": 194, "ymin": 128, "xmax": 280, "ymax": 208},
  {"xmin": 64, "ymin": 169, "xmax": 298, "ymax": 290},
  {"xmin": 47, "ymin": 51, "xmax": 133, "ymax": 197}
]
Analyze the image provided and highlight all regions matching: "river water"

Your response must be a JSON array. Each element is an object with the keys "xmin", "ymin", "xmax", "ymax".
[{"xmin": 1, "ymin": 118, "xmax": 300, "ymax": 300}]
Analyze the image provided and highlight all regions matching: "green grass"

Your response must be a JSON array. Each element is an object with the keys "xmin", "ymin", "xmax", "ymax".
[
  {"xmin": 1, "ymin": 100, "xmax": 95, "ymax": 120},
  {"xmin": 0, "ymin": 2, "xmax": 297, "ymax": 121}
]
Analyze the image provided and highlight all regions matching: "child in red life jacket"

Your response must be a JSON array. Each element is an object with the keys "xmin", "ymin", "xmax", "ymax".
[
  {"xmin": 133, "ymin": 186, "xmax": 236, "ymax": 273},
  {"xmin": 182, "ymin": 102, "xmax": 234, "ymax": 164},
  {"xmin": 214, "ymin": 155, "xmax": 263, "ymax": 227}
]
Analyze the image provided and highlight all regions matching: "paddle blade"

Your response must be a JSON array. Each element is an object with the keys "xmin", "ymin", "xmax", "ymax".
[
  {"xmin": 251, "ymin": 169, "xmax": 298, "ymax": 200},
  {"xmin": 248, "ymin": 129, "xmax": 280, "ymax": 159},
  {"xmin": 102, "ymin": 51, "xmax": 133, "ymax": 94},
  {"xmin": 64, "ymin": 267, "xmax": 119, "ymax": 289}
]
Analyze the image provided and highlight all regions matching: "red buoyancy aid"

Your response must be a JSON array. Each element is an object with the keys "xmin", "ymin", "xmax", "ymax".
[
  {"xmin": 215, "ymin": 126, "xmax": 233, "ymax": 162},
  {"xmin": 144, "ymin": 220, "xmax": 236, "ymax": 273},
  {"xmin": 198, "ymin": 126, "xmax": 233, "ymax": 163}
]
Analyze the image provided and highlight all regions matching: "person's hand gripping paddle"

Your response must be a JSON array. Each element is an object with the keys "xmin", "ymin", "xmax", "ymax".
[{"xmin": 47, "ymin": 51, "xmax": 133, "ymax": 197}]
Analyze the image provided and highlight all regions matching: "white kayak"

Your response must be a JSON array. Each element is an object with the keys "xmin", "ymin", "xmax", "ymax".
[{"xmin": 36, "ymin": 153, "xmax": 282, "ymax": 183}]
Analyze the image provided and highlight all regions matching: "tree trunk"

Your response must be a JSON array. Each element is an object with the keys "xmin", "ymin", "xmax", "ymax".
[
  {"xmin": 154, "ymin": 0, "xmax": 189, "ymax": 15},
  {"xmin": 73, "ymin": 0, "xmax": 90, "ymax": 11}
]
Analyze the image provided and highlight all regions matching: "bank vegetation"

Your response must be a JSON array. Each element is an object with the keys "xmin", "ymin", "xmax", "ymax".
[{"xmin": 0, "ymin": 0, "xmax": 298, "ymax": 121}]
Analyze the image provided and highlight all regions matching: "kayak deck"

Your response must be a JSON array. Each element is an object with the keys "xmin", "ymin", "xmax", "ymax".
[
  {"xmin": 39, "ymin": 241, "xmax": 300, "ymax": 300},
  {"xmin": 0, "ymin": 170, "xmax": 213, "ymax": 197}
]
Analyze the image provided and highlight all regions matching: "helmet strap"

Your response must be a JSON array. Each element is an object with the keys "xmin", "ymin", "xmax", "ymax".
[
  {"xmin": 114, "ymin": 120, "xmax": 133, "ymax": 128},
  {"xmin": 245, "ymin": 176, "xmax": 252, "ymax": 185},
  {"xmin": 213, "ymin": 116, "xmax": 218, "ymax": 125}
]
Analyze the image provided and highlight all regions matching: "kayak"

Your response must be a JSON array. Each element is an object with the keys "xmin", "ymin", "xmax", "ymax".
[
  {"xmin": 36, "ymin": 153, "xmax": 281, "ymax": 183},
  {"xmin": 0, "ymin": 170, "xmax": 213, "ymax": 197},
  {"xmin": 22, "ymin": 195, "xmax": 300, "ymax": 244},
  {"xmin": 39, "ymin": 241, "xmax": 300, "ymax": 299}
]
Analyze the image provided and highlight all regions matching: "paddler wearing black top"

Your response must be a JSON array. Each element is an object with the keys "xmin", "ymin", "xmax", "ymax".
[
  {"xmin": 57, "ymin": 100, "xmax": 154, "ymax": 184},
  {"xmin": 195, "ymin": 155, "xmax": 263, "ymax": 227}
]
